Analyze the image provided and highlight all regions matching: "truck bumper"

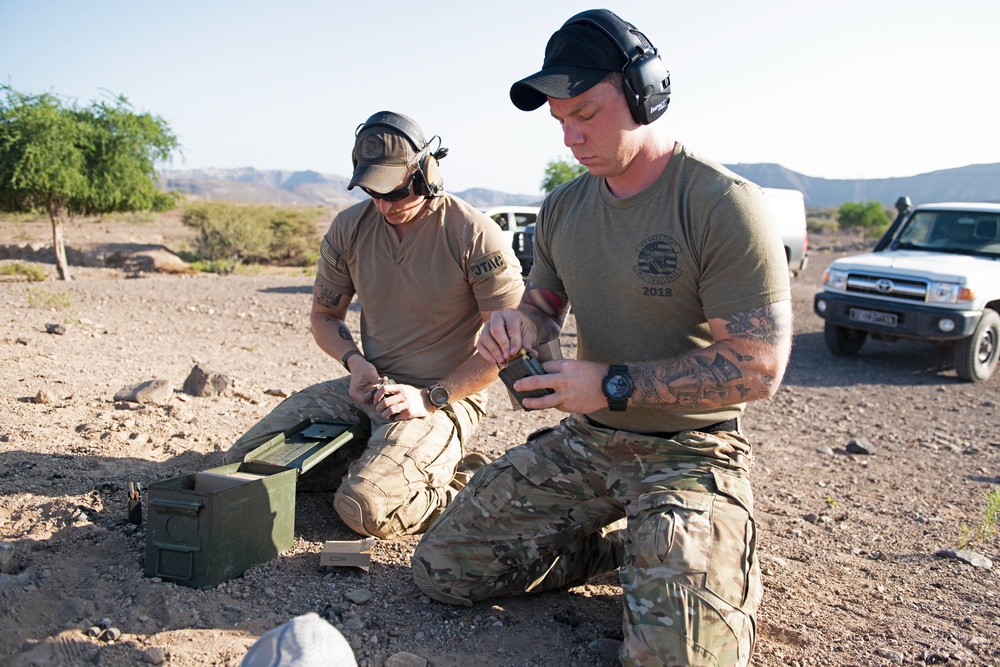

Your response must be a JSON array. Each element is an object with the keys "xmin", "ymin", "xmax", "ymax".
[{"xmin": 813, "ymin": 292, "xmax": 980, "ymax": 341}]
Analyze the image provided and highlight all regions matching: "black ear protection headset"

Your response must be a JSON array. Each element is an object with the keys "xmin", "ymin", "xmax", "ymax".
[
  {"xmin": 562, "ymin": 9, "xmax": 671, "ymax": 125},
  {"xmin": 352, "ymin": 111, "xmax": 449, "ymax": 198}
]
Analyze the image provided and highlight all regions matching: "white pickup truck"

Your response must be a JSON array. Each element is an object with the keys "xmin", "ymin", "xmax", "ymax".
[{"xmin": 814, "ymin": 198, "xmax": 1000, "ymax": 381}]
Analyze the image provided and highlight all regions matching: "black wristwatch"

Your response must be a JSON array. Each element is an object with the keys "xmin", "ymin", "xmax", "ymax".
[
  {"xmin": 427, "ymin": 384, "xmax": 450, "ymax": 409},
  {"xmin": 602, "ymin": 365, "xmax": 634, "ymax": 412}
]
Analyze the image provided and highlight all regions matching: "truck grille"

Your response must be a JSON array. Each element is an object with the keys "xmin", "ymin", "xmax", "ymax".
[{"xmin": 845, "ymin": 273, "xmax": 929, "ymax": 302}]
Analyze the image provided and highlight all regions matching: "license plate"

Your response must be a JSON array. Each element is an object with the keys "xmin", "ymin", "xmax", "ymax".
[{"xmin": 849, "ymin": 308, "xmax": 898, "ymax": 327}]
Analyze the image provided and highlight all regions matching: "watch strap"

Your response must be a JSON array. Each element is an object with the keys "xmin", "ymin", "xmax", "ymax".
[{"xmin": 341, "ymin": 349, "xmax": 362, "ymax": 371}]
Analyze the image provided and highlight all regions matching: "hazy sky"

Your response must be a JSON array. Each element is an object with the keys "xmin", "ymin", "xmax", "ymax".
[{"xmin": 3, "ymin": 0, "xmax": 998, "ymax": 196}]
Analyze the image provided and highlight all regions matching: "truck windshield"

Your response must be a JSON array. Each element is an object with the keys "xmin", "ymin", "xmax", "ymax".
[{"xmin": 892, "ymin": 211, "xmax": 1000, "ymax": 258}]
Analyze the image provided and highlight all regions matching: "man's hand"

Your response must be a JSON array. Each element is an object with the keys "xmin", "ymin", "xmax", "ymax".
[
  {"xmin": 478, "ymin": 308, "xmax": 538, "ymax": 365},
  {"xmin": 347, "ymin": 361, "xmax": 381, "ymax": 404},
  {"xmin": 374, "ymin": 382, "xmax": 431, "ymax": 421},
  {"xmin": 514, "ymin": 358, "xmax": 610, "ymax": 414}
]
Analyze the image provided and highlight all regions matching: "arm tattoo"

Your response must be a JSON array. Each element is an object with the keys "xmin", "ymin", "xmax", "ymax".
[
  {"xmin": 523, "ymin": 279, "xmax": 568, "ymax": 317},
  {"xmin": 313, "ymin": 284, "xmax": 343, "ymax": 309},
  {"xmin": 338, "ymin": 323, "xmax": 352, "ymax": 341},
  {"xmin": 523, "ymin": 278, "xmax": 570, "ymax": 340},
  {"xmin": 722, "ymin": 306, "xmax": 781, "ymax": 345},
  {"xmin": 632, "ymin": 303, "xmax": 789, "ymax": 409}
]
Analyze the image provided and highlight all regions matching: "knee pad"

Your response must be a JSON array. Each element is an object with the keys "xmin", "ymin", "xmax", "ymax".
[
  {"xmin": 334, "ymin": 483, "xmax": 400, "ymax": 540},
  {"xmin": 333, "ymin": 491, "xmax": 371, "ymax": 537}
]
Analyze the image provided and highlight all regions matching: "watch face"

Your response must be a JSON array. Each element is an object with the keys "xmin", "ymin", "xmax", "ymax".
[
  {"xmin": 429, "ymin": 385, "xmax": 449, "ymax": 406},
  {"xmin": 606, "ymin": 375, "xmax": 632, "ymax": 399}
]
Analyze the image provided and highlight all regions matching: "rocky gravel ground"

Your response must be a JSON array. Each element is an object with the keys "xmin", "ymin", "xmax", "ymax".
[{"xmin": 1, "ymin": 217, "xmax": 998, "ymax": 666}]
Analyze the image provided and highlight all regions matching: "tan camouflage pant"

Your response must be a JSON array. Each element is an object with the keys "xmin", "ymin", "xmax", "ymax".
[
  {"xmin": 412, "ymin": 415, "xmax": 762, "ymax": 667},
  {"xmin": 225, "ymin": 377, "xmax": 484, "ymax": 539}
]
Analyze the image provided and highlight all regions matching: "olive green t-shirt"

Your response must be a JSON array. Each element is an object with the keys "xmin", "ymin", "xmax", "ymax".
[
  {"xmin": 316, "ymin": 193, "xmax": 524, "ymax": 388},
  {"xmin": 532, "ymin": 142, "xmax": 791, "ymax": 434}
]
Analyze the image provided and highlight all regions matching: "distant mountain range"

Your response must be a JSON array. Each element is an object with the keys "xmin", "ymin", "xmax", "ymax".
[
  {"xmin": 159, "ymin": 168, "xmax": 542, "ymax": 210},
  {"xmin": 725, "ymin": 162, "xmax": 1000, "ymax": 208},
  {"xmin": 161, "ymin": 162, "xmax": 1000, "ymax": 210}
]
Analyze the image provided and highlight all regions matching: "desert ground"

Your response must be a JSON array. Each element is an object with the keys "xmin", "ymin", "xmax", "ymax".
[{"xmin": 1, "ymin": 213, "xmax": 998, "ymax": 667}]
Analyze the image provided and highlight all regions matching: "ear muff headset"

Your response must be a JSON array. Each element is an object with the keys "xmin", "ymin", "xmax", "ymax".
[
  {"xmin": 352, "ymin": 111, "xmax": 449, "ymax": 198},
  {"xmin": 563, "ymin": 9, "xmax": 671, "ymax": 125}
]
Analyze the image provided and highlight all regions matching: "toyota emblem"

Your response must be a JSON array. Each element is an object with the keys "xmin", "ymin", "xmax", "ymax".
[{"xmin": 875, "ymin": 279, "xmax": 894, "ymax": 293}]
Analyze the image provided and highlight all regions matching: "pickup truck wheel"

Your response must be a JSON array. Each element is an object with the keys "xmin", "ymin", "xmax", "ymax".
[
  {"xmin": 824, "ymin": 322, "xmax": 867, "ymax": 356},
  {"xmin": 954, "ymin": 309, "xmax": 999, "ymax": 382}
]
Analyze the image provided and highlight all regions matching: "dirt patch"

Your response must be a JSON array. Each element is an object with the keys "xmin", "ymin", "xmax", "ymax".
[{"xmin": 1, "ymin": 216, "xmax": 998, "ymax": 666}]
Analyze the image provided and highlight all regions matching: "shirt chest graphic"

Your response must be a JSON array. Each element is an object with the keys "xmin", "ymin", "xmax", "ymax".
[{"xmin": 633, "ymin": 234, "xmax": 683, "ymax": 285}]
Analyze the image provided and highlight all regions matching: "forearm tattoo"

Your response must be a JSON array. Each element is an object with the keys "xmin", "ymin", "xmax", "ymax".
[
  {"xmin": 523, "ymin": 278, "xmax": 570, "ymax": 339},
  {"xmin": 632, "ymin": 303, "xmax": 788, "ymax": 409},
  {"xmin": 313, "ymin": 284, "xmax": 343, "ymax": 309},
  {"xmin": 338, "ymin": 323, "xmax": 352, "ymax": 341}
]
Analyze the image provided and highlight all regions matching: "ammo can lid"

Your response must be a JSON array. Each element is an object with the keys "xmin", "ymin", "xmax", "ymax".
[{"xmin": 243, "ymin": 419, "xmax": 364, "ymax": 475}]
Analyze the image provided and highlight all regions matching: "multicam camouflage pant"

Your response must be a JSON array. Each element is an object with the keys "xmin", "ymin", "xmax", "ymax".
[
  {"xmin": 225, "ymin": 376, "xmax": 484, "ymax": 539},
  {"xmin": 412, "ymin": 415, "xmax": 762, "ymax": 667}
]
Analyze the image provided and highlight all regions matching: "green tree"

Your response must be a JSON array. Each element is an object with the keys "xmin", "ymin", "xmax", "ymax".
[
  {"xmin": 541, "ymin": 156, "xmax": 586, "ymax": 193},
  {"xmin": 837, "ymin": 201, "xmax": 892, "ymax": 239},
  {"xmin": 0, "ymin": 86, "xmax": 179, "ymax": 280}
]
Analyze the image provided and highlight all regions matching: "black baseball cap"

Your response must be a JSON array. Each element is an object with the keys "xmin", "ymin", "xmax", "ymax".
[{"xmin": 510, "ymin": 20, "xmax": 626, "ymax": 111}]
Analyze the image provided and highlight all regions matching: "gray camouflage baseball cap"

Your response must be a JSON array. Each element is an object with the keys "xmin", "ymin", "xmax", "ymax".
[{"xmin": 348, "ymin": 112, "xmax": 423, "ymax": 193}]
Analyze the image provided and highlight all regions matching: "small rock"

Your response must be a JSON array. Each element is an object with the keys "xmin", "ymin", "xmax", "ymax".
[
  {"xmin": 587, "ymin": 637, "xmax": 623, "ymax": 663},
  {"xmin": 142, "ymin": 647, "xmax": 166, "ymax": 664},
  {"xmin": 934, "ymin": 549, "xmax": 993, "ymax": 569},
  {"xmin": 803, "ymin": 513, "xmax": 819, "ymax": 524},
  {"xmin": 0, "ymin": 542, "xmax": 19, "ymax": 574},
  {"xmin": 923, "ymin": 650, "xmax": 950, "ymax": 664},
  {"xmin": 114, "ymin": 379, "xmax": 174, "ymax": 404},
  {"xmin": 33, "ymin": 388, "xmax": 55, "ymax": 404},
  {"xmin": 384, "ymin": 651, "xmax": 428, "ymax": 667},
  {"xmin": 846, "ymin": 437, "xmax": 877, "ymax": 455},
  {"xmin": 323, "ymin": 603, "xmax": 345, "ymax": 622},
  {"xmin": 345, "ymin": 588, "xmax": 374, "ymax": 604},
  {"xmin": 45, "ymin": 323, "xmax": 66, "ymax": 335},
  {"xmin": 183, "ymin": 364, "xmax": 234, "ymax": 397},
  {"xmin": 875, "ymin": 647, "xmax": 904, "ymax": 663},
  {"xmin": 264, "ymin": 388, "xmax": 290, "ymax": 397},
  {"xmin": 815, "ymin": 445, "xmax": 834, "ymax": 455}
]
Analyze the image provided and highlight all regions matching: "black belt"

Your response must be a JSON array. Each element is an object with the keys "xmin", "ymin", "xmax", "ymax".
[{"xmin": 583, "ymin": 415, "xmax": 740, "ymax": 440}]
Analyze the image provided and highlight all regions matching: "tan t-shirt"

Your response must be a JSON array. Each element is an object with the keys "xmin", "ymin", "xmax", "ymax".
[
  {"xmin": 532, "ymin": 142, "xmax": 791, "ymax": 434},
  {"xmin": 316, "ymin": 193, "xmax": 524, "ymax": 388}
]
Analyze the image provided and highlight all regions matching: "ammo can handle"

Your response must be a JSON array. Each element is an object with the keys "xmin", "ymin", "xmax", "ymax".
[{"xmin": 150, "ymin": 497, "xmax": 202, "ymax": 516}]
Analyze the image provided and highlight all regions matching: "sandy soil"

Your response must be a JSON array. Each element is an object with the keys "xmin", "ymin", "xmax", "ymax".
[{"xmin": 1, "ymin": 215, "xmax": 998, "ymax": 667}]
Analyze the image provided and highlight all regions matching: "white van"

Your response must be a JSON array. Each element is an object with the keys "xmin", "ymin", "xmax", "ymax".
[{"xmin": 762, "ymin": 187, "xmax": 809, "ymax": 275}]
